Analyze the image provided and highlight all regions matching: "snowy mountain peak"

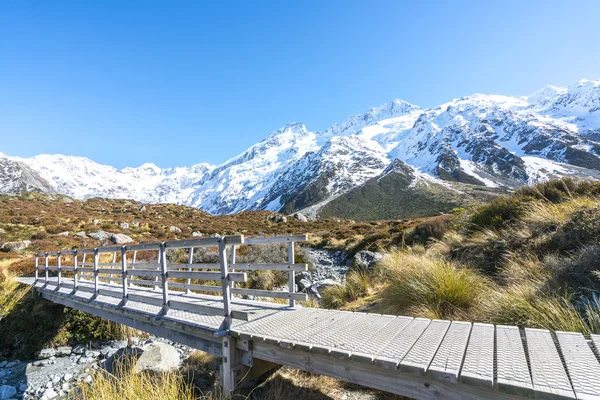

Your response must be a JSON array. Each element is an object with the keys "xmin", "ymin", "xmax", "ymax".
[{"xmin": 2, "ymin": 78, "xmax": 600, "ymax": 218}]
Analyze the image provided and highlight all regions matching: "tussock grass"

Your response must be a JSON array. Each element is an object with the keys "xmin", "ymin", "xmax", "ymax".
[
  {"xmin": 376, "ymin": 249, "xmax": 491, "ymax": 320},
  {"xmin": 76, "ymin": 358, "xmax": 200, "ymax": 400},
  {"xmin": 321, "ymin": 270, "xmax": 373, "ymax": 309}
]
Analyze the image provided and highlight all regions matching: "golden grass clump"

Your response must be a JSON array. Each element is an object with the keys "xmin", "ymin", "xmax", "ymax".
[
  {"xmin": 76, "ymin": 358, "xmax": 200, "ymax": 400},
  {"xmin": 320, "ymin": 270, "xmax": 374, "ymax": 309},
  {"xmin": 376, "ymin": 249, "xmax": 491, "ymax": 320}
]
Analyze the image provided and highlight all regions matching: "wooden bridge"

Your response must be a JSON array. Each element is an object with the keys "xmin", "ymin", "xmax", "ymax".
[{"xmin": 17, "ymin": 234, "xmax": 600, "ymax": 400}]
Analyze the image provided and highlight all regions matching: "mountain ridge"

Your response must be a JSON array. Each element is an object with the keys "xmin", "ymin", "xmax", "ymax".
[{"xmin": 2, "ymin": 79, "xmax": 600, "ymax": 218}]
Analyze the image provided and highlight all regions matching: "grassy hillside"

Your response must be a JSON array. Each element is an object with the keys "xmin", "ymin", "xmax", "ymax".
[
  {"xmin": 323, "ymin": 178, "xmax": 600, "ymax": 334},
  {"xmin": 318, "ymin": 162, "xmax": 501, "ymax": 220}
]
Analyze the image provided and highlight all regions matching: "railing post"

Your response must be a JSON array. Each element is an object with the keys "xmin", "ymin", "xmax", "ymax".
[
  {"xmin": 93, "ymin": 248, "xmax": 99, "ymax": 298},
  {"xmin": 219, "ymin": 238, "xmax": 232, "ymax": 331},
  {"xmin": 186, "ymin": 247, "xmax": 194, "ymax": 294},
  {"xmin": 73, "ymin": 250, "xmax": 79, "ymax": 292},
  {"xmin": 288, "ymin": 241, "xmax": 295, "ymax": 307},
  {"xmin": 34, "ymin": 254, "xmax": 39, "ymax": 285},
  {"xmin": 154, "ymin": 251, "xmax": 160, "ymax": 291},
  {"xmin": 80, "ymin": 253, "xmax": 86, "ymax": 283},
  {"xmin": 230, "ymin": 245, "xmax": 237, "ymax": 289},
  {"xmin": 110, "ymin": 252, "xmax": 116, "ymax": 285},
  {"xmin": 44, "ymin": 252, "xmax": 49, "ymax": 287},
  {"xmin": 57, "ymin": 252, "xmax": 62, "ymax": 288},
  {"xmin": 130, "ymin": 251, "xmax": 137, "ymax": 288},
  {"xmin": 159, "ymin": 243, "xmax": 169, "ymax": 315},
  {"xmin": 121, "ymin": 246, "xmax": 128, "ymax": 305}
]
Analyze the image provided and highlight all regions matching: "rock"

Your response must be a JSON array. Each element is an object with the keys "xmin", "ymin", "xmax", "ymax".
[
  {"xmin": 135, "ymin": 343, "xmax": 180, "ymax": 373},
  {"xmin": 41, "ymin": 387, "xmax": 57, "ymax": 400},
  {"xmin": 88, "ymin": 231, "xmax": 108, "ymax": 241},
  {"xmin": 131, "ymin": 221, "xmax": 140, "ymax": 228},
  {"xmin": 56, "ymin": 346, "xmax": 72, "ymax": 356},
  {"xmin": 74, "ymin": 231, "xmax": 88, "ymax": 238},
  {"xmin": 56, "ymin": 231, "xmax": 70, "ymax": 237},
  {"xmin": 118, "ymin": 222, "xmax": 129, "ymax": 230},
  {"xmin": 84, "ymin": 375, "xmax": 92, "ymax": 384},
  {"xmin": 138, "ymin": 205, "xmax": 147, "ymax": 212},
  {"xmin": 92, "ymin": 219, "xmax": 100, "ymax": 225},
  {"xmin": 191, "ymin": 231, "xmax": 203, "ymax": 237},
  {"xmin": 18, "ymin": 384, "xmax": 27, "ymax": 392},
  {"xmin": 292, "ymin": 212, "xmax": 308, "ymax": 222},
  {"xmin": 0, "ymin": 228, "xmax": 5, "ymax": 234},
  {"xmin": 36, "ymin": 348, "xmax": 56, "ymax": 360},
  {"xmin": 62, "ymin": 373, "xmax": 73, "ymax": 382},
  {"xmin": 0, "ymin": 362, "xmax": 6, "ymax": 368},
  {"xmin": 71, "ymin": 344, "xmax": 87, "ymax": 354},
  {"xmin": 352, "ymin": 251, "xmax": 386, "ymax": 271},
  {"xmin": 169, "ymin": 226, "xmax": 182, "ymax": 233},
  {"xmin": 84, "ymin": 350, "xmax": 100, "ymax": 359},
  {"xmin": 0, "ymin": 385, "xmax": 16, "ymax": 399},
  {"xmin": 0, "ymin": 240, "xmax": 31, "ymax": 252},
  {"xmin": 109, "ymin": 233, "xmax": 133, "ymax": 244},
  {"xmin": 297, "ymin": 278, "xmax": 312, "ymax": 291},
  {"xmin": 101, "ymin": 347, "xmax": 144, "ymax": 375}
]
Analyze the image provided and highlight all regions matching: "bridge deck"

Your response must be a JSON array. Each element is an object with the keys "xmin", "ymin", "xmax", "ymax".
[{"xmin": 18, "ymin": 276, "xmax": 600, "ymax": 400}]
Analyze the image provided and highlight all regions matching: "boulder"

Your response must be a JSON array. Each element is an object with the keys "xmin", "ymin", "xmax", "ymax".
[
  {"xmin": 169, "ymin": 226, "xmax": 182, "ymax": 233},
  {"xmin": 118, "ymin": 222, "xmax": 129, "ymax": 230},
  {"xmin": 138, "ymin": 205, "xmax": 147, "ymax": 212},
  {"xmin": 0, "ymin": 385, "xmax": 16, "ymax": 399},
  {"xmin": 74, "ymin": 231, "xmax": 88, "ymax": 238},
  {"xmin": 292, "ymin": 213, "xmax": 308, "ymax": 222},
  {"xmin": 56, "ymin": 346, "xmax": 72, "ymax": 356},
  {"xmin": 41, "ymin": 387, "xmax": 57, "ymax": 400},
  {"xmin": 0, "ymin": 240, "xmax": 31, "ymax": 252},
  {"xmin": 297, "ymin": 278, "xmax": 312, "ymax": 291},
  {"xmin": 135, "ymin": 343, "xmax": 180, "ymax": 373},
  {"xmin": 192, "ymin": 231, "xmax": 203, "ymax": 237},
  {"xmin": 35, "ymin": 348, "xmax": 56, "ymax": 359},
  {"xmin": 88, "ymin": 231, "xmax": 108, "ymax": 241},
  {"xmin": 131, "ymin": 221, "xmax": 140, "ymax": 228},
  {"xmin": 101, "ymin": 346, "xmax": 144, "ymax": 376},
  {"xmin": 92, "ymin": 219, "xmax": 100, "ymax": 225},
  {"xmin": 71, "ymin": 344, "xmax": 87, "ymax": 354},
  {"xmin": 109, "ymin": 233, "xmax": 133, "ymax": 245},
  {"xmin": 351, "ymin": 251, "xmax": 386, "ymax": 271},
  {"xmin": 56, "ymin": 231, "xmax": 70, "ymax": 237},
  {"xmin": 266, "ymin": 215, "xmax": 287, "ymax": 223}
]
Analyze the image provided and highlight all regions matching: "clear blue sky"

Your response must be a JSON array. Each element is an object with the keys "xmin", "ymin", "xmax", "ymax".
[{"xmin": 1, "ymin": 0, "xmax": 599, "ymax": 169}]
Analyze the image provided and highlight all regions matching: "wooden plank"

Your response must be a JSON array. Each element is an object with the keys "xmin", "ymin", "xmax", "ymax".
[
  {"xmin": 96, "ymin": 246, "xmax": 125, "ymax": 253},
  {"xmin": 325, "ymin": 314, "xmax": 398, "ymax": 359},
  {"xmin": 97, "ymin": 268, "xmax": 122, "ymax": 275},
  {"xmin": 350, "ymin": 316, "xmax": 414, "ymax": 364},
  {"xmin": 231, "ymin": 263, "xmax": 308, "ymax": 271},
  {"xmin": 127, "ymin": 269, "xmax": 162, "ymax": 277},
  {"xmin": 495, "ymin": 325, "xmax": 533, "ymax": 397},
  {"xmin": 555, "ymin": 331, "xmax": 600, "ymax": 400},
  {"xmin": 166, "ymin": 263, "xmax": 220, "ymax": 270},
  {"xmin": 428, "ymin": 321, "xmax": 472, "ymax": 382},
  {"xmin": 460, "ymin": 323, "xmax": 494, "ymax": 389},
  {"xmin": 129, "ymin": 263, "xmax": 161, "ymax": 268},
  {"xmin": 244, "ymin": 234, "xmax": 308, "ymax": 244},
  {"xmin": 231, "ymin": 287, "xmax": 307, "ymax": 301},
  {"xmin": 400, "ymin": 320, "xmax": 450, "ymax": 375},
  {"xmin": 374, "ymin": 318, "xmax": 431, "ymax": 370},
  {"xmin": 168, "ymin": 282, "xmax": 221, "ymax": 293},
  {"xmin": 167, "ymin": 270, "xmax": 247, "ymax": 282},
  {"xmin": 525, "ymin": 328, "xmax": 575, "ymax": 400},
  {"xmin": 129, "ymin": 279, "xmax": 163, "ymax": 287},
  {"xmin": 126, "ymin": 243, "xmax": 161, "ymax": 251},
  {"xmin": 168, "ymin": 299, "xmax": 249, "ymax": 321},
  {"xmin": 164, "ymin": 237, "xmax": 220, "ymax": 249}
]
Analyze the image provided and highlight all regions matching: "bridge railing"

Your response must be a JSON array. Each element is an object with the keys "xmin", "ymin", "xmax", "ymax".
[{"xmin": 33, "ymin": 234, "xmax": 309, "ymax": 330}]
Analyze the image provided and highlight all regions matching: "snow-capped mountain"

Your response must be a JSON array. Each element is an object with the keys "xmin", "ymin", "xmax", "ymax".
[{"xmin": 1, "ymin": 79, "xmax": 600, "ymax": 217}]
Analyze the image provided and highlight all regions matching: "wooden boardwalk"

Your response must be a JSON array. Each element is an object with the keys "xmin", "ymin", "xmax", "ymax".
[{"xmin": 17, "ymin": 235, "xmax": 600, "ymax": 400}]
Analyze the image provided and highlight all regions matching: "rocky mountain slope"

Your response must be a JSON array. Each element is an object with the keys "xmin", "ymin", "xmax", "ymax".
[{"xmin": 2, "ymin": 79, "xmax": 600, "ymax": 218}]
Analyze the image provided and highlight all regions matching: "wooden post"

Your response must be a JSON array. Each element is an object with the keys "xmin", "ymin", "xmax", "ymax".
[
  {"xmin": 121, "ymin": 247, "xmax": 128, "ymax": 304},
  {"xmin": 93, "ymin": 248, "xmax": 99, "ymax": 298},
  {"xmin": 44, "ymin": 252, "xmax": 49, "ymax": 287},
  {"xmin": 219, "ymin": 238, "xmax": 232, "ymax": 331},
  {"xmin": 73, "ymin": 251, "xmax": 79, "ymax": 291},
  {"xmin": 57, "ymin": 252, "xmax": 62, "ymax": 288},
  {"xmin": 154, "ymin": 250, "xmax": 160, "ymax": 291},
  {"xmin": 186, "ymin": 247, "xmax": 194, "ymax": 294},
  {"xmin": 288, "ymin": 242, "xmax": 295, "ymax": 307},
  {"xmin": 110, "ymin": 252, "xmax": 117, "ymax": 284},
  {"xmin": 34, "ymin": 254, "xmax": 39, "ymax": 285},
  {"xmin": 80, "ymin": 253, "xmax": 86, "ymax": 283},
  {"xmin": 230, "ymin": 245, "xmax": 237, "ymax": 289},
  {"xmin": 159, "ymin": 243, "xmax": 169, "ymax": 315}
]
